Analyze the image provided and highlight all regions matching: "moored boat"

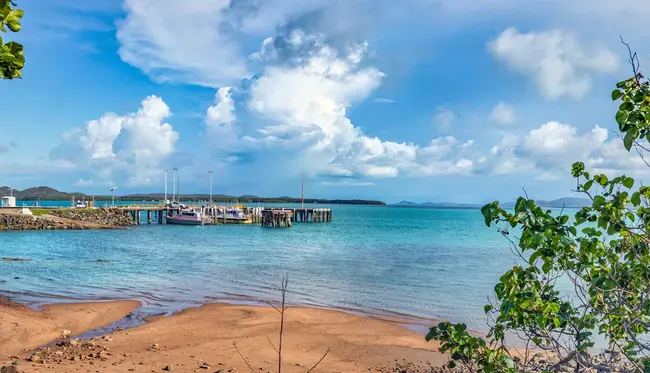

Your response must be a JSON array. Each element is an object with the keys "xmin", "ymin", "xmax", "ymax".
[
  {"xmin": 215, "ymin": 207, "xmax": 252, "ymax": 224},
  {"xmin": 166, "ymin": 210, "xmax": 204, "ymax": 226}
]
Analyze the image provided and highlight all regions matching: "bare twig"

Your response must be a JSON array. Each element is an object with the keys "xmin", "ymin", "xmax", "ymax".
[
  {"xmin": 267, "ymin": 336, "xmax": 279, "ymax": 354},
  {"xmin": 278, "ymin": 274, "xmax": 288, "ymax": 373},
  {"xmin": 306, "ymin": 347, "xmax": 331, "ymax": 373},
  {"xmin": 233, "ymin": 341, "xmax": 253, "ymax": 371}
]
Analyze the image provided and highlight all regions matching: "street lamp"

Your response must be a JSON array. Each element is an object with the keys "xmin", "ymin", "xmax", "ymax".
[
  {"xmin": 110, "ymin": 187, "xmax": 117, "ymax": 208},
  {"xmin": 208, "ymin": 170, "xmax": 213, "ymax": 206},
  {"xmin": 164, "ymin": 169, "xmax": 168, "ymax": 205},
  {"xmin": 172, "ymin": 168, "xmax": 178, "ymax": 203}
]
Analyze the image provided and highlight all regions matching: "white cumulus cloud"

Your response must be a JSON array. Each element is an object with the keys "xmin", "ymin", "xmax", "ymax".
[
  {"xmin": 117, "ymin": 0, "xmax": 249, "ymax": 87},
  {"xmin": 488, "ymin": 28, "xmax": 619, "ymax": 100},
  {"xmin": 485, "ymin": 121, "xmax": 647, "ymax": 178},
  {"xmin": 490, "ymin": 102, "xmax": 516, "ymax": 125},
  {"xmin": 205, "ymin": 87, "xmax": 240, "ymax": 151},
  {"xmin": 50, "ymin": 96, "xmax": 179, "ymax": 186},
  {"xmin": 245, "ymin": 32, "xmax": 477, "ymax": 179}
]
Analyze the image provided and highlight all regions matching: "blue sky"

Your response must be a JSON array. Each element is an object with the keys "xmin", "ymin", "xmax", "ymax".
[{"xmin": 1, "ymin": 0, "xmax": 649, "ymax": 203}]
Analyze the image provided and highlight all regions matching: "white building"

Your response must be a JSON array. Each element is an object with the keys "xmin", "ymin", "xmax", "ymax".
[{"xmin": 1, "ymin": 196, "xmax": 16, "ymax": 207}]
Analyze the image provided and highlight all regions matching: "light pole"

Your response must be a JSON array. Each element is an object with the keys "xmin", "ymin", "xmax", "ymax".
[
  {"xmin": 172, "ymin": 168, "xmax": 178, "ymax": 203},
  {"xmin": 164, "ymin": 169, "xmax": 168, "ymax": 204},
  {"xmin": 208, "ymin": 170, "xmax": 213, "ymax": 206},
  {"xmin": 110, "ymin": 187, "xmax": 117, "ymax": 208},
  {"xmin": 301, "ymin": 173, "xmax": 304, "ymax": 209}
]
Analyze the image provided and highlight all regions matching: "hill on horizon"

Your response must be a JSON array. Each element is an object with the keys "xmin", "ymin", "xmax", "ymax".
[
  {"xmin": 393, "ymin": 197, "xmax": 591, "ymax": 209},
  {"xmin": 0, "ymin": 186, "xmax": 385, "ymax": 205}
]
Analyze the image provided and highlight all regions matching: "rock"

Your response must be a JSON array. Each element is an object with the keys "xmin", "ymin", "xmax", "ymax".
[
  {"xmin": 13, "ymin": 277, "xmax": 19, "ymax": 280},
  {"xmin": 163, "ymin": 365, "xmax": 174, "ymax": 371},
  {"xmin": 28, "ymin": 355, "xmax": 41, "ymax": 363},
  {"xmin": 70, "ymin": 339, "xmax": 79, "ymax": 347},
  {"xmin": 61, "ymin": 329, "xmax": 71, "ymax": 338},
  {"xmin": 151, "ymin": 343, "xmax": 160, "ymax": 350},
  {"xmin": 199, "ymin": 364, "xmax": 210, "ymax": 369},
  {"xmin": 1, "ymin": 366, "xmax": 20, "ymax": 373},
  {"xmin": 215, "ymin": 370, "xmax": 226, "ymax": 373},
  {"xmin": 1, "ymin": 257, "xmax": 28, "ymax": 261}
]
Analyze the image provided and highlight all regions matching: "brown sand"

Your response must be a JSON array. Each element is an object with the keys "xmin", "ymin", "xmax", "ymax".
[
  {"xmin": 0, "ymin": 298, "xmax": 141, "ymax": 356},
  {"xmin": 1, "ymin": 300, "xmax": 447, "ymax": 372}
]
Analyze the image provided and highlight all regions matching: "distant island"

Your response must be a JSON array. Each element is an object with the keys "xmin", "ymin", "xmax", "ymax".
[
  {"xmin": 0, "ymin": 186, "xmax": 385, "ymax": 205},
  {"xmin": 393, "ymin": 197, "xmax": 591, "ymax": 209}
]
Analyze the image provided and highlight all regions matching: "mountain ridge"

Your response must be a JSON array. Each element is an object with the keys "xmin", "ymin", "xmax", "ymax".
[
  {"xmin": 392, "ymin": 197, "xmax": 591, "ymax": 209},
  {"xmin": 0, "ymin": 186, "xmax": 385, "ymax": 205}
]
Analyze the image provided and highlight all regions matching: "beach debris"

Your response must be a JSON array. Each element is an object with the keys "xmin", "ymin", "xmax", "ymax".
[{"xmin": 0, "ymin": 365, "xmax": 21, "ymax": 373}]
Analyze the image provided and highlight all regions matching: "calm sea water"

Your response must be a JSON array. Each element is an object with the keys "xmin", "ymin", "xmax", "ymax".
[{"xmin": 0, "ymin": 203, "xmax": 543, "ymax": 332}]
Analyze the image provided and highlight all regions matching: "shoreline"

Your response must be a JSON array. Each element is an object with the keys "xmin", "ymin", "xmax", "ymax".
[
  {"xmin": 1, "ymin": 288, "xmax": 441, "ymax": 336},
  {"xmin": 0, "ymin": 296, "xmax": 445, "ymax": 372}
]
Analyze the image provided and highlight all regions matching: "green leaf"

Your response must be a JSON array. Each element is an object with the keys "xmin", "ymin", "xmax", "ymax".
[
  {"xmin": 484, "ymin": 304, "xmax": 493, "ymax": 314},
  {"xmin": 583, "ymin": 180, "xmax": 594, "ymax": 191},
  {"xmin": 632, "ymin": 192, "xmax": 641, "ymax": 206},
  {"xmin": 620, "ymin": 101, "xmax": 635, "ymax": 112},
  {"xmin": 542, "ymin": 261, "xmax": 552, "ymax": 274},
  {"xmin": 612, "ymin": 89, "xmax": 623, "ymax": 101},
  {"xmin": 616, "ymin": 110, "xmax": 627, "ymax": 126},
  {"xmin": 623, "ymin": 177, "xmax": 635, "ymax": 189},
  {"xmin": 593, "ymin": 195, "xmax": 606, "ymax": 206},
  {"xmin": 624, "ymin": 131, "xmax": 636, "ymax": 151}
]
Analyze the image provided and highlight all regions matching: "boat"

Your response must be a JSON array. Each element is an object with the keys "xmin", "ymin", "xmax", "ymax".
[
  {"xmin": 75, "ymin": 200, "xmax": 88, "ymax": 208},
  {"xmin": 215, "ymin": 207, "xmax": 252, "ymax": 224},
  {"xmin": 166, "ymin": 209, "xmax": 204, "ymax": 226}
]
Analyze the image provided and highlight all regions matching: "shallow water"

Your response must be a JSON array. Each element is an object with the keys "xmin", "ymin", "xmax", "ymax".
[{"xmin": 0, "ymin": 204, "xmax": 536, "ymax": 332}]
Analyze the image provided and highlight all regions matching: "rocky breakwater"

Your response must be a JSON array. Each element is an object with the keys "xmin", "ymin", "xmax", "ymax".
[
  {"xmin": 0, "ymin": 208, "xmax": 135, "ymax": 231},
  {"xmin": 49, "ymin": 208, "xmax": 136, "ymax": 227}
]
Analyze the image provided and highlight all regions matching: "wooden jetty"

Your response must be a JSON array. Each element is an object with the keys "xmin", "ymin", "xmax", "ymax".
[
  {"xmin": 261, "ymin": 209, "xmax": 293, "ymax": 227},
  {"xmin": 19, "ymin": 204, "xmax": 332, "ymax": 227}
]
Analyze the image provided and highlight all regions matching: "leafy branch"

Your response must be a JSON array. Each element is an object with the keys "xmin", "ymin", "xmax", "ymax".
[
  {"xmin": 0, "ymin": 0, "xmax": 24, "ymax": 79},
  {"xmin": 426, "ymin": 48, "xmax": 650, "ymax": 373}
]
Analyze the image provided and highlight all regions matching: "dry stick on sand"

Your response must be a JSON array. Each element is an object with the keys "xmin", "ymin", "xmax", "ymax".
[{"xmin": 234, "ymin": 274, "xmax": 330, "ymax": 373}]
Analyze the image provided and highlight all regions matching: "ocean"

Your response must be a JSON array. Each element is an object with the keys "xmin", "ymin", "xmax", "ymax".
[{"xmin": 0, "ymin": 203, "xmax": 545, "ymax": 334}]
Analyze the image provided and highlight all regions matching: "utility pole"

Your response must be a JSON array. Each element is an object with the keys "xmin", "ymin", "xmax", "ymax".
[
  {"xmin": 164, "ymin": 169, "xmax": 168, "ymax": 204},
  {"xmin": 172, "ymin": 168, "xmax": 178, "ymax": 203},
  {"xmin": 301, "ymin": 173, "xmax": 304, "ymax": 209},
  {"xmin": 208, "ymin": 170, "xmax": 213, "ymax": 206}
]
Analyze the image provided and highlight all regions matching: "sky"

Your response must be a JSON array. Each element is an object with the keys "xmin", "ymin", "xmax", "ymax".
[{"xmin": 1, "ymin": 0, "xmax": 650, "ymax": 203}]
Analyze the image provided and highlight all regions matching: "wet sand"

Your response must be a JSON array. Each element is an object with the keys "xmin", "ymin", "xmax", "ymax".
[
  {"xmin": 0, "ymin": 299, "xmax": 446, "ymax": 372},
  {"xmin": 0, "ymin": 297, "xmax": 141, "ymax": 356}
]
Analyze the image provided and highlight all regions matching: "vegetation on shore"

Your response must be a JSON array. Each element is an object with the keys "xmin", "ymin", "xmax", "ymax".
[
  {"xmin": 426, "ymin": 54, "xmax": 650, "ymax": 371},
  {"xmin": 0, "ymin": 186, "xmax": 385, "ymax": 205}
]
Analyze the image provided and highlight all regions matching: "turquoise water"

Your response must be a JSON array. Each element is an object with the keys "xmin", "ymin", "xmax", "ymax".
[{"xmin": 1, "ymin": 204, "xmax": 522, "ymax": 332}]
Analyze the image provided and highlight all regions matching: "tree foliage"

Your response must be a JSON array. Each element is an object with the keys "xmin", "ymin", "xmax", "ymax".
[
  {"xmin": 0, "ymin": 0, "xmax": 24, "ymax": 79},
  {"xmin": 426, "ymin": 69, "xmax": 650, "ymax": 372}
]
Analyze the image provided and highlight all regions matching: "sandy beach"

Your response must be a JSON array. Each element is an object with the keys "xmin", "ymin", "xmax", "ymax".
[{"xmin": 0, "ymin": 298, "xmax": 446, "ymax": 373}]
